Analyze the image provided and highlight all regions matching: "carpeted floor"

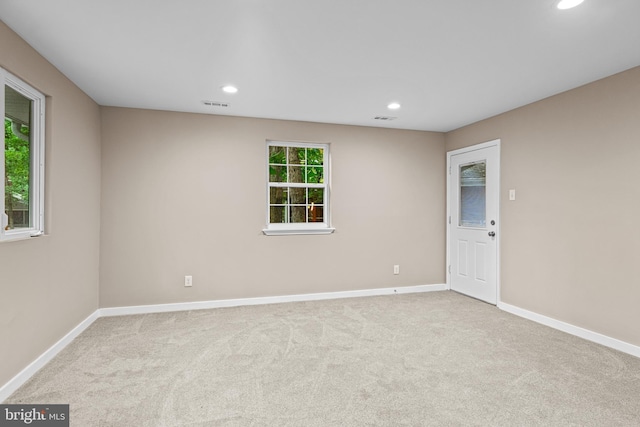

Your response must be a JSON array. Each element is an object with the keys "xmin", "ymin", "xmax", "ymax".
[{"xmin": 5, "ymin": 291, "xmax": 640, "ymax": 426}]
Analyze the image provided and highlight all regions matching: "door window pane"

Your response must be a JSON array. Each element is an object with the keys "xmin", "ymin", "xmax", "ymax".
[{"xmin": 459, "ymin": 161, "xmax": 486, "ymax": 228}]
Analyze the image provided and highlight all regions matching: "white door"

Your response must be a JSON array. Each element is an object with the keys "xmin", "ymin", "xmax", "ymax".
[{"xmin": 447, "ymin": 140, "xmax": 500, "ymax": 304}]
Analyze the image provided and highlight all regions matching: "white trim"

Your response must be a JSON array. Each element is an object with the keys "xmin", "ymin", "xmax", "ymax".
[
  {"xmin": 447, "ymin": 138, "xmax": 500, "ymax": 156},
  {"xmin": 498, "ymin": 302, "xmax": 640, "ymax": 358},
  {"xmin": 0, "ymin": 310, "xmax": 99, "ymax": 403},
  {"xmin": 446, "ymin": 139, "xmax": 501, "ymax": 302},
  {"xmin": 262, "ymin": 227, "xmax": 335, "ymax": 236},
  {"xmin": 99, "ymin": 284, "xmax": 447, "ymax": 317}
]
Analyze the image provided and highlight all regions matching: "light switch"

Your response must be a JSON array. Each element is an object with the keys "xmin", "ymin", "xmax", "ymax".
[{"xmin": 509, "ymin": 189, "xmax": 516, "ymax": 201}]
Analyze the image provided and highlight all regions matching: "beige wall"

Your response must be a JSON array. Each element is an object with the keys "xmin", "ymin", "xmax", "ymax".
[
  {"xmin": 446, "ymin": 66, "xmax": 640, "ymax": 346},
  {"xmin": 0, "ymin": 21, "xmax": 101, "ymax": 387},
  {"xmin": 99, "ymin": 108, "xmax": 446, "ymax": 307}
]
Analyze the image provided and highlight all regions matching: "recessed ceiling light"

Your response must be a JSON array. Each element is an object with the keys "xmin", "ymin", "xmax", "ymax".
[
  {"xmin": 387, "ymin": 102, "xmax": 401, "ymax": 110},
  {"xmin": 557, "ymin": 0, "xmax": 584, "ymax": 9},
  {"xmin": 221, "ymin": 85, "xmax": 238, "ymax": 94}
]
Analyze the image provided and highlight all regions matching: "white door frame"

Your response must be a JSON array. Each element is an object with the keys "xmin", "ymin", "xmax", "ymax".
[{"xmin": 446, "ymin": 139, "xmax": 501, "ymax": 303}]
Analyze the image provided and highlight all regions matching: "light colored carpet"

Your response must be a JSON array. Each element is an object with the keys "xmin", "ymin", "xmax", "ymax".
[{"xmin": 6, "ymin": 291, "xmax": 640, "ymax": 426}]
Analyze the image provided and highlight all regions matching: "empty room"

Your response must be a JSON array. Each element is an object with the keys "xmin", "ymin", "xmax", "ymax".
[{"xmin": 1, "ymin": 0, "xmax": 639, "ymax": 425}]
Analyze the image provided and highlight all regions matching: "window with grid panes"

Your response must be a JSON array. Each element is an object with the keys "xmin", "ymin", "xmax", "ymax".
[{"xmin": 263, "ymin": 141, "xmax": 334, "ymax": 235}]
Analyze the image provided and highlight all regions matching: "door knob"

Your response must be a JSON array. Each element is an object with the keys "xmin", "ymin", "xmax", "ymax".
[{"xmin": 488, "ymin": 231, "xmax": 496, "ymax": 237}]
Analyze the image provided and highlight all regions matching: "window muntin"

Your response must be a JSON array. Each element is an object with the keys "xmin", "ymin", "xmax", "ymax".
[
  {"xmin": 264, "ymin": 141, "xmax": 333, "ymax": 235},
  {"xmin": 1, "ymin": 68, "xmax": 45, "ymax": 241}
]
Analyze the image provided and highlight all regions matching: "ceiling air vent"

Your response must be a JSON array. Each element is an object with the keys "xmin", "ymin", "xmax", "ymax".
[
  {"xmin": 374, "ymin": 116, "xmax": 397, "ymax": 121},
  {"xmin": 203, "ymin": 101, "xmax": 230, "ymax": 107}
]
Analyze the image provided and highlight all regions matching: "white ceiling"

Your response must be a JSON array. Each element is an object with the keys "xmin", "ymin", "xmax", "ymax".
[{"xmin": 1, "ymin": 0, "xmax": 639, "ymax": 132}]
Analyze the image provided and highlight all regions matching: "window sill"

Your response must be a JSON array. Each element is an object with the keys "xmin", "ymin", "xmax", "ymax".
[
  {"xmin": 262, "ymin": 227, "xmax": 335, "ymax": 236},
  {"xmin": 0, "ymin": 231, "xmax": 45, "ymax": 243}
]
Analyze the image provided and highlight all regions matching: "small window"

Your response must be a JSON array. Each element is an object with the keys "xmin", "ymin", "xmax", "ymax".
[
  {"xmin": 263, "ymin": 141, "xmax": 334, "ymax": 235},
  {"xmin": 1, "ymin": 68, "xmax": 45, "ymax": 241}
]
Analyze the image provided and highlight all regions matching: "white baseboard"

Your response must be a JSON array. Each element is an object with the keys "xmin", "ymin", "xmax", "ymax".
[
  {"xmin": 498, "ymin": 301, "xmax": 640, "ymax": 358},
  {"xmin": 99, "ymin": 283, "xmax": 448, "ymax": 317},
  {"xmin": 0, "ymin": 310, "xmax": 100, "ymax": 403}
]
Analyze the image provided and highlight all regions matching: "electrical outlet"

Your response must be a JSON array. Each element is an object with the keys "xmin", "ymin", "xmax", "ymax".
[
  {"xmin": 184, "ymin": 275, "xmax": 193, "ymax": 287},
  {"xmin": 393, "ymin": 265, "xmax": 400, "ymax": 275}
]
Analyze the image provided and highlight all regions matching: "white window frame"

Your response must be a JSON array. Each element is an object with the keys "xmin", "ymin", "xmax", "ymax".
[
  {"xmin": 1, "ymin": 68, "xmax": 46, "ymax": 242},
  {"xmin": 263, "ymin": 140, "xmax": 334, "ymax": 236}
]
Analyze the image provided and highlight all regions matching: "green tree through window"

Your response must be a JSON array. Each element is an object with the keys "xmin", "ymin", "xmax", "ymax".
[
  {"xmin": 267, "ymin": 142, "xmax": 327, "ymax": 227},
  {"xmin": 4, "ymin": 118, "xmax": 30, "ymax": 229}
]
